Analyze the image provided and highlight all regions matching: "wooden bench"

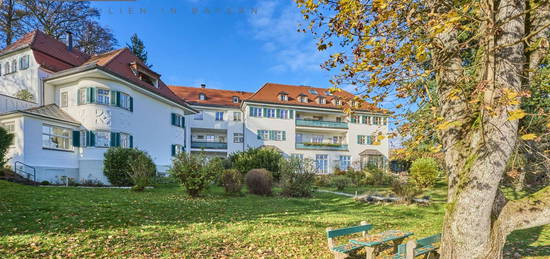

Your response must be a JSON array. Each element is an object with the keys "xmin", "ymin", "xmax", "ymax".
[
  {"xmin": 326, "ymin": 221, "xmax": 372, "ymax": 259},
  {"xmin": 393, "ymin": 234, "xmax": 441, "ymax": 259}
]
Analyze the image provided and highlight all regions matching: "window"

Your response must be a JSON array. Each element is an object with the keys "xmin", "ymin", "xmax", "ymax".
[
  {"xmin": 373, "ymin": 116, "xmax": 382, "ymax": 125},
  {"xmin": 42, "ymin": 124, "xmax": 72, "ymax": 151},
  {"xmin": 296, "ymin": 133, "xmax": 303, "ymax": 143},
  {"xmin": 258, "ymin": 130, "xmax": 286, "ymax": 141},
  {"xmin": 316, "ymin": 154, "xmax": 329, "ymax": 174},
  {"xmin": 308, "ymin": 89, "xmax": 318, "ymax": 95},
  {"xmin": 339, "ymin": 156, "xmax": 351, "ymax": 170},
  {"xmin": 3, "ymin": 121, "xmax": 15, "ymax": 145},
  {"xmin": 95, "ymin": 131, "xmax": 110, "ymax": 147},
  {"xmin": 206, "ymin": 135, "xmax": 215, "ymax": 142},
  {"xmin": 119, "ymin": 92, "xmax": 131, "ymax": 110},
  {"xmin": 96, "ymin": 89, "xmax": 110, "ymax": 105},
  {"xmin": 273, "ymin": 131, "xmax": 286, "ymax": 141},
  {"xmin": 11, "ymin": 60, "xmax": 16, "ymax": 73},
  {"xmin": 171, "ymin": 113, "xmax": 185, "ymax": 128},
  {"xmin": 19, "ymin": 55, "xmax": 29, "ymax": 70},
  {"xmin": 250, "ymin": 107, "xmax": 263, "ymax": 117},
  {"xmin": 199, "ymin": 93, "xmax": 206, "ymax": 100},
  {"xmin": 194, "ymin": 112, "xmax": 203, "ymax": 120},
  {"xmin": 233, "ymin": 112, "xmax": 241, "ymax": 121},
  {"xmin": 279, "ymin": 94, "xmax": 288, "ymax": 101},
  {"xmin": 78, "ymin": 88, "xmax": 87, "ymax": 104},
  {"xmin": 358, "ymin": 135, "xmax": 374, "ymax": 145},
  {"xmin": 299, "ymin": 95, "xmax": 308, "ymax": 103},
  {"xmin": 233, "ymin": 133, "xmax": 244, "ymax": 143},
  {"xmin": 312, "ymin": 135, "xmax": 324, "ymax": 143},
  {"xmin": 257, "ymin": 130, "xmax": 269, "ymax": 140},
  {"xmin": 232, "ymin": 96, "xmax": 240, "ymax": 103},
  {"xmin": 318, "ymin": 97, "xmax": 326, "ymax": 104},
  {"xmin": 172, "ymin": 144, "xmax": 184, "ymax": 156},
  {"xmin": 215, "ymin": 111, "xmax": 224, "ymax": 121},
  {"xmin": 291, "ymin": 154, "xmax": 304, "ymax": 160},
  {"xmin": 332, "ymin": 136, "xmax": 343, "ymax": 144},
  {"xmin": 362, "ymin": 116, "xmax": 370, "ymax": 124},
  {"xmin": 265, "ymin": 108, "xmax": 276, "ymax": 118},
  {"xmin": 60, "ymin": 92, "xmax": 68, "ymax": 107},
  {"xmin": 383, "ymin": 117, "xmax": 388, "ymax": 125},
  {"xmin": 279, "ymin": 109, "xmax": 288, "ymax": 119},
  {"xmin": 120, "ymin": 133, "xmax": 131, "ymax": 148}
]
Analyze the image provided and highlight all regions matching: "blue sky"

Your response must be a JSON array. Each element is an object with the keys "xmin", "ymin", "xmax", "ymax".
[{"xmin": 92, "ymin": 0, "xmax": 335, "ymax": 93}]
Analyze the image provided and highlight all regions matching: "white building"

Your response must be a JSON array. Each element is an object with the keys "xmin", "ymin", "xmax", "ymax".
[
  {"xmin": 0, "ymin": 31, "xmax": 196, "ymax": 184},
  {"xmin": 0, "ymin": 31, "xmax": 389, "ymax": 184},
  {"xmin": 170, "ymin": 83, "xmax": 390, "ymax": 174}
]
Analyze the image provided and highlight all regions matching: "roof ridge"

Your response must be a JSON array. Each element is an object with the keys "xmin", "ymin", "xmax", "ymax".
[{"xmin": 168, "ymin": 85, "xmax": 254, "ymax": 94}]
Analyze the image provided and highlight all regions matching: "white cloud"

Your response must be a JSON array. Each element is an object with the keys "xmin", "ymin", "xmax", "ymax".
[{"xmin": 247, "ymin": 0, "xmax": 326, "ymax": 73}]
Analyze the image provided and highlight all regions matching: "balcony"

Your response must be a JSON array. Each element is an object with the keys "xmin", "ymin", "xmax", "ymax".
[
  {"xmin": 295, "ymin": 119, "xmax": 348, "ymax": 129},
  {"xmin": 191, "ymin": 142, "xmax": 228, "ymax": 150},
  {"xmin": 295, "ymin": 143, "xmax": 348, "ymax": 151}
]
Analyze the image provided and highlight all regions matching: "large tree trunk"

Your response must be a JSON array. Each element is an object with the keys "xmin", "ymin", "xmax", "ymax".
[{"xmin": 438, "ymin": 0, "xmax": 550, "ymax": 258}]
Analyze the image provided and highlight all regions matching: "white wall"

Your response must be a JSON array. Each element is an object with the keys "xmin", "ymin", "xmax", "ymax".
[
  {"xmin": 0, "ymin": 49, "xmax": 43, "ymax": 104},
  {"xmin": 0, "ymin": 94, "xmax": 37, "ymax": 114},
  {"xmin": 50, "ymin": 78, "xmax": 187, "ymax": 177},
  {"xmin": 188, "ymin": 106, "xmax": 245, "ymax": 154}
]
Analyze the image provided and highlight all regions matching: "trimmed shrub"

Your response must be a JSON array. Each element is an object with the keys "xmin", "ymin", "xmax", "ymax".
[
  {"xmin": 409, "ymin": 158, "xmax": 440, "ymax": 189},
  {"xmin": 221, "ymin": 169, "xmax": 243, "ymax": 195},
  {"xmin": 364, "ymin": 166, "xmax": 392, "ymax": 186},
  {"xmin": 0, "ymin": 127, "xmax": 14, "ymax": 168},
  {"xmin": 279, "ymin": 157, "xmax": 317, "ymax": 197},
  {"xmin": 230, "ymin": 148, "xmax": 282, "ymax": 180},
  {"xmin": 169, "ymin": 152, "xmax": 223, "ymax": 197},
  {"xmin": 104, "ymin": 148, "xmax": 137, "ymax": 186},
  {"xmin": 245, "ymin": 169, "xmax": 273, "ymax": 195},
  {"xmin": 314, "ymin": 174, "xmax": 332, "ymax": 187},
  {"xmin": 331, "ymin": 175, "xmax": 351, "ymax": 191},
  {"xmin": 127, "ymin": 149, "xmax": 156, "ymax": 191},
  {"xmin": 40, "ymin": 180, "xmax": 50, "ymax": 185}
]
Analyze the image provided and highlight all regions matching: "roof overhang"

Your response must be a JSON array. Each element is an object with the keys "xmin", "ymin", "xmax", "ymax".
[
  {"xmin": 0, "ymin": 111, "xmax": 81, "ymax": 127},
  {"xmin": 44, "ymin": 65, "xmax": 198, "ymax": 114}
]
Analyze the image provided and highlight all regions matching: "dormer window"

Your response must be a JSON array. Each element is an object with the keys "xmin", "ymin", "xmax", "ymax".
[
  {"xmin": 298, "ymin": 94, "xmax": 308, "ymax": 103},
  {"xmin": 278, "ymin": 91, "xmax": 289, "ymax": 101},
  {"xmin": 199, "ymin": 93, "xmax": 206, "ymax": 100},
  {"xmin": 130, "ymin": 61, "xmax": 160, "ymax": 88},
  {"xmin": 333, "ymin": 98, "xmax": 341, "ymax": 106},
  {"xmin": 317, "ymin": 96, "xmax": 326, "ymax": 104},
  {"xmin": 232, "ymin": 96, "xmax": 240, "ymax": 103}
]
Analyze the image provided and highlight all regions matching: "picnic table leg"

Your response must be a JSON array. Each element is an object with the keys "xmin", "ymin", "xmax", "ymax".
[
  {"xmin": 392, "ymin": 238, "xmax": 405, "ymax": 254},
  {"xmin": 365, "ymin": 246, "xmax": 376, "ymax": 259}
]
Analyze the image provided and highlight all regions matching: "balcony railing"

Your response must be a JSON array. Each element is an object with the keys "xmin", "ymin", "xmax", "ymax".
[
  {"xmin": 191, "ymin": 142, "xmax": 228, "ymax": 150},
  {"xmin": 295, "ymin": 119, "xmax": 348, "ymax": 129},
  {"xmin": 295, "ymin": 143, "xmax": 348, "ymax": 151}
]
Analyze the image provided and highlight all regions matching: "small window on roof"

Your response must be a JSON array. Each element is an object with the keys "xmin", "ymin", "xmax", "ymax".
[
  {"xmin": 279, "ymin": 94, "xmax": 288, "ymax": 101},
  {"xmin": 318, "ymin": 96, "xmax": 326, "ymax": 104},
  {"xmin": 299, "ymin": 95, "xmax": 308, "ymax": 103},
  {"xmin": 232, "ymin": 96, "xmax": 240, "ymax": 103},
  {"xmin": 308, "ymin": 89, "xmax": 318, "ymax": 95},
  {"xmin": 199, "ymin": 93, "xmax": 206, "ymax": 100}
]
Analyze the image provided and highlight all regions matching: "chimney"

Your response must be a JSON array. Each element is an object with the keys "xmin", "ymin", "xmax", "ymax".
[
  {"xmin": 66, "ymin": 31, "xmax": 73, "ymax": 51},
  {"xmin": 200, "ymin": 83, "xmax": 206, "ymax": 88}
]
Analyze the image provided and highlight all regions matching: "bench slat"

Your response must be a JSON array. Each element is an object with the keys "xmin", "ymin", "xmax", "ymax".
[
  {"xmin": 331, "ymin": 243, "xmax": 364, "ymax": 253},
  {"xmin": 416, "ymin": 234, "xmax": 441, "ymax": 247},
  {"xmin": 327, "ymin": 224, "xmax": 373, "ymax": 238}
]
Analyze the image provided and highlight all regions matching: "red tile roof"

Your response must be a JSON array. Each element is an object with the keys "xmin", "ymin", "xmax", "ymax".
[
  {"xmin": 0, "ymin": 31, "xmax": 194, "ymax": 111},
  {"xmin": 1, "ymin": 30, "xmax": 89, "ymax": 72},
  {"xmin": 168, "ymin": 86, "xmax": 254, "ymax": 108},
  {"xmin": 246, "ymin": 83, "xmax": 383, "ymax": 112}
]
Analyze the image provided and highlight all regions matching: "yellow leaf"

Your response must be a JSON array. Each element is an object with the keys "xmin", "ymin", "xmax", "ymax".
[
  {"xmin": 430, "ymin": 145, "xmax": 442, "ymax": 153},
  {"xmin": 520, "ymin": 134, "xmax": 537, "ymax": 140},
  {"xmin": 507, "ymin": 109, "xmax": 526, "ymax": 121},
  {"xmin": 376, "ymin": 135, "xmax": 385, "ymax": 141},
  {"xmin": 546, "ymin": 122, "xmax": 550, "ymax": 128}
]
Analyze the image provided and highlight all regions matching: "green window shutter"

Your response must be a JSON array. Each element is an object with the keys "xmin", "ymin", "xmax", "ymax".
[
  {"xmin": 171, "ymin": 144, "xmax": 176, "ymax": 156},
  {"xmin": 129, "ymin": 97, "xmax": 134, "ymax": 112},
  {"xmin": 110, "ymin": 132, "xmax": 117, "ymax": 147},
  {"xmin": 282, "ymin": 131, "xmax": 286, "ymax": 141},
  {"xmin": 249, "ymin": 107, "xmax": 254, "ymax": 116},
  {"xmin": 171, "ymin": 113, "xmax": 176, "ymax": 126},
  {"xmin": 116, "ymin": 133, "xmax": 121, "ymax": 147},
  {"xmin": 129, "ymin": 135, "xmax": 134, "ymax": 148},
  {"xmin": 263, "ymin": 108, "xmax": 267, "ymax": 117},
  {"xmin": 87, "ymin": 131, "xmax": 95, "ymax": 147},
  {"xmin": 181, "ymin": 116, "xmax": 185, "ymax": 128},
  {"xmin": 72, "ymin": 131, "xmax": 80, "ymax": 147},
  {"xmin": 116, "ymin": 91, "xmax": 121, "ymax": 107},
  {"xmin": 86, "ymin": 87, "xmax": 95, "ymax": 103},
  {"xmin": 276, "ymin": 109, "xmax": 281, "ymax": 118},
  {"xmin": 289, "ymin": 110, "xmax": 294, "ymax": 119},
  {"xmin": 357, "ymin": 135, "xmax": 362, "ymax": 144},
  {"xmin": 269, "ymin": 130, "xmax": 275, "ymax": 140},
  {"xmin": 77, "ymin": 89, "xmax": 81, "ymax": 105},
  {"xmin": 257, "ymin": 130, "xmax": 262, "ymax": 140},
  {"xmin": 111, "ymin": 91, "xmax": 117, "ymax": 105}
]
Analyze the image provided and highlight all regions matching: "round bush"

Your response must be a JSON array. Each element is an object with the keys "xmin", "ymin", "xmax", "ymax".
[
  {"xmin": 245, "ymin": 169, "xmax": 273, "ymax": 195},
  {"xmin": 222, "ymin": 169, "xmax": 243, "ymax": 194},
  {"xmin": 231, "ymin": 148, "xmax": 282, "ymax": 181},
  {"xmin": 331, "ymin": 175, "xmax": 351, "ymax": 191},
  {"xmin": 409, "ymin": 158, "xmax": 440, "ymax": 189},
  {"xmin": 104, "ymin": 147, "xmax": 155, "ymax": 186}
]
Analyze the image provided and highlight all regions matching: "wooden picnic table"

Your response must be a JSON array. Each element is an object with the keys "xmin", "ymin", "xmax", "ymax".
[{"xmin": 349, "ymin": 230, "xmax": 413, "ymax": 259}]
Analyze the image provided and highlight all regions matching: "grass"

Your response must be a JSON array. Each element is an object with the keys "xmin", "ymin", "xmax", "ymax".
[{"xmin": 0, "ymin": 180, "xmax": 548, "ymax": 258}]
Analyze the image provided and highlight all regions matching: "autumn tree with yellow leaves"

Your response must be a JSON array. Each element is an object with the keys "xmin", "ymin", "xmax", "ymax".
[{"xmin": 295, "ymin": 0, "xmax": 549, "ymax": 258}]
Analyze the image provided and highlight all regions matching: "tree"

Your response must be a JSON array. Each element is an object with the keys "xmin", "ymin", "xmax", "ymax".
[
  {"xmin": 126, "ymin": 33, "xmax": 150, "ymax": 67},
  {"xmin": 75, "ymin": 21, "xmax": 118, "ymax": 56},
  {"xmin": 295, "ymin": 0, "xmax": 550, "ymax": 258},
  {"xmin": 0, "ymin": 127, "xmax": 14, "ymax": 168},
  {"xmin": 15, "ymin": 89, "xmax": 34, "ymax": 102},
  {"xmin": 0, "ymin": 0, "xmax": 27, "ymax": 47}
]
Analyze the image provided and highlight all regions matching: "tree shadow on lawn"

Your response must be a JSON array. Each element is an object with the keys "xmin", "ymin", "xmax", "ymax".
[{"xmin": 0, "ymin": 182, "xmax": 383, "ymax": 237}]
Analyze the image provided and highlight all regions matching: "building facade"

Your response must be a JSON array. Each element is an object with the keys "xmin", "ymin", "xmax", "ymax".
[{"xmin": 0, "ymin": 31, "xmax": 389, "ymax": 184}]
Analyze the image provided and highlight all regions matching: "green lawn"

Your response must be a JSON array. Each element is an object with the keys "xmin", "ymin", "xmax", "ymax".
[{"xmin": 0, "ymin": 180, "xmax": 548, "ymax": 258}]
